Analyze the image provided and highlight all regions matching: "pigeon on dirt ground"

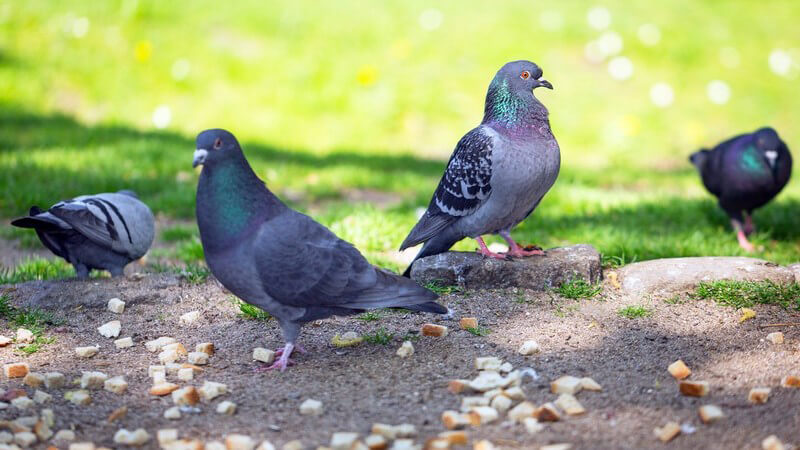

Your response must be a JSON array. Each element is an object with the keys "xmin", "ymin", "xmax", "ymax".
[
  {"xmin": 690, "ymin": 127, "xmax": 792, "ymax": 251},
  {"xmin": 11, "ymin": 191, "xmax": 155, "ymax": 278},
  {"xmin": 400, "ymin": 60, "xmax": 560, "ymax": 276},
  {"xmin": 192, "ymin": 129, "xmax": 447, "ymax": 371}
]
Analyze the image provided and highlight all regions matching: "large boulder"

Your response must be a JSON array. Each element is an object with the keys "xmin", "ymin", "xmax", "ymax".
[
  {"xmin": 409, "ymin": 244, "xmax": 602, "ymax": 290},
  {"xmin": 788, "ymin": 263, "xmax": 800, "ymax": 283},
  {"xmin": 617, "ymin": 257, "xmax": 796, "ymax": 295}
]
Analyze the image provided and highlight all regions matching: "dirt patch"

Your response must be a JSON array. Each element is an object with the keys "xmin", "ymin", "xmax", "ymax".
[{"xmin": 1, "ymin": 275, "xmax": 799, "ymax": 449}]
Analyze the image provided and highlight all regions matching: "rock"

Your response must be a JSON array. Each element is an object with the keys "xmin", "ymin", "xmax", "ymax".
[
  {"xmin": 618, "ymin": 257, "xmax": 795, "ymax": 295},
  {"xmin": 788, "ymin": 263, "xmax": 800, "ymax": 283},
  {"xmin": 410, "ymin": 244, "xmax": 601, "ymax": 290}
]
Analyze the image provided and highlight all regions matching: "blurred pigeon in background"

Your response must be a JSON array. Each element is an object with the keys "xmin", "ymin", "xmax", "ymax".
[
  {"xmin": 11, "ymin": 191, "xmax": 155, "ymax": 278},
  {"xmin": 400, "ymin": 60, "xmax": 560, "ymax": 276},
  {"xmin": 193, "ymin": 129, "xmax": 447, "ymax": 371},
  {"xmin": 690, "ymin": 127, "xmax": 792, "ymax": 251}
]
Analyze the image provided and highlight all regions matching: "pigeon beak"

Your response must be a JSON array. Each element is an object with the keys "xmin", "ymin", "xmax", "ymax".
[
  {"xmin": 193, "ymin": 149, "xmax": 208, "ymax": 168},
  {"xmin": 535, "ymin": 79, "xmax": 553, "ymax": 90}
]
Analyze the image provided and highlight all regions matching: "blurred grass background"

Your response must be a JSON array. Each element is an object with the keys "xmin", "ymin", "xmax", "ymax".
[{"xmin": 1, "ymin": 0, "xmax": 798, "ymax": 278}]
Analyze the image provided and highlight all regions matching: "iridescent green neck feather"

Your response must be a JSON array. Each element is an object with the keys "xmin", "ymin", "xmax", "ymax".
[
  {"xmin": 739, "ymin": 145, "xmax": 768, "ymax": 176},
  {"xmin": 483, "ymin": 78, "xmax": 547, "ymax": 129}
]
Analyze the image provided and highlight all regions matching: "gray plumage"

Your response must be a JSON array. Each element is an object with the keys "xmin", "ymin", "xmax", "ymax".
[
  {"xmin": 400, "ymin": 60, "xmax": 560, "ymax": 275},
  {"xmin": 11, "ymin": 191, "xmax": 155, "ymax": 278},
  {"xmin": 193, "ymin": 129, "xmax": 446, "ymax": 370}
]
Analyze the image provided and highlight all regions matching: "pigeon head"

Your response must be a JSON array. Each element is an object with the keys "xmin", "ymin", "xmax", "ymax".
[
  {"xmin": 689, "ymin": 149, "xmax": 710, "ymax": 170},
  {"xmin": 484, "ymin": 60, "xmax": 552, "ymax": 125},
  {"xmin": 494, "ymin": 60, "xmax": 553, "ymax": 93},
  {"xmin": 193, "ymin": 129, "xmax": 242, "ymax": 168},
  {"xmin": 754, "ymin": 127, "xmax": 782, "ymax": 169}
]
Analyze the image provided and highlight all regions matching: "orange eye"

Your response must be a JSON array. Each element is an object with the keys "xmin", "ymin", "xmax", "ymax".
[
  {"xmin": 214, "ymin": 138, "xmax": 222, "ymax": 149},
  {"xmin": 520, "ymin": 71, "xmax": 531, "ymax": 80}
]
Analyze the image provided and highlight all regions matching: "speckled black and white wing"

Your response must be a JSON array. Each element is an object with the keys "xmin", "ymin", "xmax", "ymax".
[{"xmin": 400, "ymin": 126, "xmax": 494, "ymax": 250}]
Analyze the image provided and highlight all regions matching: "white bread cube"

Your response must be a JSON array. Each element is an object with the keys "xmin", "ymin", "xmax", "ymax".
[
  {"xmin": 216, "ymin": 400, "xmax": 237, "ymax": 415},
  {"xmin": 14, "ymin": 431, "xmax": 37, "ymax": 447},
  {"xmin": 187, "ymin": 352, "xmax": 209, "ymax": 365},
  {"xmin": 114, "ymin": 337, "xmax": 134, "ymax": 349},
  {"xmin": 499, "ymin": 362, "xmax": 513, "ymax": 373},
  {"xmin": 178, "ymin": 368, "xmax": 194, "ymax": 381},
  {"xmin": 504, "ymin": 386, "xmax": 526, "ymax": 400},
  {"xmin": 166, "ymin": 363, "xmax": 183, "ymax": 374},
  {"xmin": 781, "ymin": 375, "xmax": 800, "ymax": 387},
  {"xmin": 447, "ymin": 379, "xmax": 471, "ymax": 394},
  {"xmin": 69, "ymin": 443, "xmax": 97, "ymax": 450},
  {"xmin": 113, "ymin": 428, "xmax": 150, "ymax": 446},
  {"xmin": 533, "ymin": 402, "xmax": 561, "ymax": 422},
  {"xmin": 164, "ymin": 342, "xmax": 188, "ymax": 355},
  {"xmin": 474, "ymin": 357, "xmax": 502, "ymax": 371},
  {"xmin": 199, "ymin": 381, "xmax": 227, "ymax": 401},
  {"xmin": 460, "ymin": 396, "xmax": 489, "ymax": 412},
  {"xmin": 698, "ymin": 405, "xmax": 724, "ymax": 424},
  {"xmin": 364, "ymin": 434, "xmax": 387, "ymax": 450},
  {"xmin": 157, "ymin": 429, "xmax": 179, "ymax": 446},
  {"xmin": 555, "ymin": 393, "xmax": 585, "ymax": 415},
  {"xmin": 467, "ymin": 406, "xmax": 499, "ymax": 425},
  {"xmin": 396, "ymin": 341, "xmax": 414, "ymax": 358},
  {"xmin": 421, "ymin": 323, "xmax": 448, "ymax": 337},
  {"xmin": 437, "ymin": 431, "xmax": 467, "ymax": 445},
  {"xmin": 441, "ymin": 410, "xmax": 470, "ymax": 429},
  {"xmin": 748, "ymin": 387, "xmax": 771, "ymax": 404},
  {"xmin": 179, "ymin": 310, "xmax": 200, "ymax": 325},
  {"xmin": 490, "ymin": 394, "xmax": 512, "ymax": 413},
  {"xmin": 0, "ymin": 431, "xmax": 13, "ymax": 443},
  {"xmin": 159, "ymin": 349, "xmax": 181, "ymax": 364},
  {"xmin": 518, "ymin": 340, "xmax": 541, "ymax": 355},
  {"xmin": 653, "ymin": 422, "xmax": 681, "ymax": 443},
  {"xmin": 149, "ymin": 365, "xmax": 166, "ymax": 377},
  {"xmin": 551, "ymin": 375, "xmax": 582, "ymax": 395},
  {"xmin": 459, "ymin": 317, "xmax": 478, "ymax": 329},
  {"xmin": 253, "ymin": 348, "xmax": 275, "ymax": 363},
  {"xmin": 668, "ymin": 360, "xmax": 691, "ymax": 380},
  {"xmin": 540, "ymin": 445, "xmax": 571, "ymax": 450},
  {"xmin": 766, "ymin": 332, "xmax": 784, "ymax": 344},
  {"xmin": 153, "ymin": 372, "xmax": 168, "ymax": 385},
  {"xmin": 33, "ymin": 390, "xmax": 51, "ymax": 404},
  {"xmin": 107, "ymin": 298, "xmax": 125, "ymax": 314},
  {"xmin": 104, "ymin": 376, "xmax": 128, "ymax": 394},
  {"xmin": 35, "ymin": 420, "xmax": 53, "ymax": 441},
  {"xmin": 44, "ymin": 372, "xmax": 66, "ymax": 389},
  {"xmin": 679, "ymin": 380, "xmax": 710, "ymax": 397},
  {"xmin": 468, "ymin": 371, "xmax": 507, "ymax": 392},
  {"xmin": 97, "ymin": 320, "xmax": 121, "ymax": 338},
  {"xmin": 425, "ymin": 438, "xmax": 449, "ymax": 450},
  {"xmin": 75, "ymin": 346, "xmax": 99, "ymax": 358},
  {"xmin": 80, "ymin": 371, "xmax": 108, "ymax": 389},
  {"xmin": 22, "ymin": 372, "xmax": 44, "ymax": 388},
  {"xmin": 508, "ymin": 401, "xmax": 536, "ymax": 422},
  {"xmin": 330, "ymin": 432, "xmax": 359, "ymax": 450},
  {"xmin": 196, "ymin": 342, "xmax": 215, "ymax": 355},
  {"xmin": 53, "ymin": 429, "xmax": 76, "ymax": 443},
  {"xmin": 299, "ymin": 398, "xmax": 323, "ymax": 415},
  {"xmin": 145, "ymin": 337, "xmax": 176, "ymax": 352},
  {"xmin": 523, "ymin": 417, "xmax": 544, "ymax": 434},
  {"xmin": 3, "ymin": 362, "xmax": 30, "ymax": 378},
  {"xmin": 370, "ymin": 424, "xmax": 396, "ymax": 439},
  {"xmin": 16, "ymin": 328, "xmax": 34, "ymax": 343},
  {"xmin": 580, "ymin": 377, "xmax": 602, "ymax": 391},
  {"xmin": 164, "ymin": 407, "xmax": 181, "ymax": 420},
  {"xmin": 394, "ymin": 424, "xmax": 416, "ymax": 438},
  {"xmin": 41, "ymin": 408, "xmax": 54, "ymax": 427},
  {"xmin": 0, "ymin": 335, "xmax": 11, "ymax": 347},
  {"xmin": 473, "ymin": 441, "xmax": 495, "ymax": 450},
  {"xmin": 65, "ymin": 390, "xmax": 92, "ymax": 406},
  {"xmin": 206, "ymin": 441, "xmax": 226, "ymax": 450},
  {"xmin": 172, "ymin": 386, "xmax": 200, "ymax": 406},
  {"xmin": 11, "ymin": 396, "xmax": 34, "ymax": 410},
  {"xmin": 256, "ymin": 441, "xmax": 277, "ymax": 450},
  {"xmin": 224, "ymin": 434, "xmax": 255, "ymax": 450},
  {"xmin": 762, "ymin": 435, "xmax": 786, "ymax": 450}
]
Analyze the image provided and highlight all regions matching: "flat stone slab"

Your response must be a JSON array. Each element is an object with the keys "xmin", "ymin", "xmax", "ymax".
[
  {"xmin": 617, "ymin": 256, "xmax": 796, "ymax": 295},
  {"xmin": 788, "ymin": 263, "xmax": 800, "ymax": 283},
  {"xmin": 410, "ymin": 244, "xmax": 602, "ymax": 290}
]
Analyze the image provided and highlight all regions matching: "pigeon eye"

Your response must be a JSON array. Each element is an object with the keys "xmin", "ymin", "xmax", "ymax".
[
  {"xmin": 213, "ymin": 138, "xmax": 222, "ymax": 149},
  {"xmin": 520, "ymin": 71, "xmax": 531, "ymax": 80}
]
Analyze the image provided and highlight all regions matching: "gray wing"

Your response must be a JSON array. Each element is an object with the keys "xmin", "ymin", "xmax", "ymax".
[
  {"xmin": 48, "ymin": 192, "xmax": 155, "ymax": 259},
  {"xmin": 400, "ymin": 126, "xmax": 494, "ymax": 249},
  {"xmin": 254, "ymin": 211, "xmax": 438, "ymax": 313}
]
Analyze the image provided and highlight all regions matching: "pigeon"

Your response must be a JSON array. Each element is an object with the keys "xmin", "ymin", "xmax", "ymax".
[
  {"xmin": 400, "ymin": 60, "xmax": 560, "ymax": 276},
  {"xmin": 11, "ymin": 191, "xmax": 155, "ymax": 278},
  {"xmin": 690, "ymin": 127, "xmax": 792, "ymax": 251},
  {"xmin": 192, "ymin": 129, "xmax": 447, "ymax": 371}
]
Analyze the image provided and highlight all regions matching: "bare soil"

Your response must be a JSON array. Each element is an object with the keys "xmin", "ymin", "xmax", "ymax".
[{"xmin": 1, "ymin": 272, "xmax": 799, "ymax": 449}]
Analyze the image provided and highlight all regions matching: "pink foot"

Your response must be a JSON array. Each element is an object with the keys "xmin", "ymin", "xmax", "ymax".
[
  {"xmin": 475, "ymin": 237, "xmax": 508, "ymax": 260},
  {"xmin": 255, "ymin": 342, "xmax": 299, "ymax": 372},
  {"xmin": 744, "ymin": 216, "xmax": 755, "ymax": 236},
  {"xmin": 505, "ymin": 244, "xmax": 545, "ymax": 257},
  {"xmin": 737, "ymin": 231, "xmax": 755, "ymax": 252},
  {"xmin": 275, "ymin": 343, "xmax": 306, "ymax": 356}
]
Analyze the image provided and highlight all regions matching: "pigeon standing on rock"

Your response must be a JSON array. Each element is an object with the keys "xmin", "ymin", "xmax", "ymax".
[
  {"xmin": 192, "ymin": 129, "xmax": 447, "ymax": 371},
  {"xmin": 690, "ymin": 127, "xmax": 792, "ymax": 251},
  {"xmin": 400, "ymin": 60, "xmax": 560, "ymax": 276},
  {"xmin": 11, "ymin": 191, "xmax": 155, "ymax": 278}
]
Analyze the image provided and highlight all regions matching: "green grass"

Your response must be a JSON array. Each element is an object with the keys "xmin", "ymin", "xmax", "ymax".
[
  {"xmin": 0, "ymin": 295, "xmax": 61, "ymax": 354},
  {"xmin": 363, "ymin": 327, "xmax": 394, "ymax": 345},
  {"xmin": 618, "ymin": 305, "xmax": 653, "ymax": 319},
  {"xmin": 233, "ymin": 298, "xmax": 272, "ymax": 321},
  {"xmin": 357, "ymin": 310, "xmax": 384, "ymax": 322},
  {"xmin": 0, "ymin": 258, "xmax": 76, "ymax": 284},
  {"xmin": 694, "ymin": 280, "xmax": 800, "ymax": 310},
  {"xmin": 465, "ymin": 326, "xmax": 491, "ymax": 336},
  {"xmin": 1, "ymin": 0, "xmax": 800, "ymax": 278},
  {"xmin": 554, "ymin": 278, "xmax": 602, "ymax": 299},
  {"xmin": 424, "ymin": 280, "xmax": 463, "ymax": 295}
]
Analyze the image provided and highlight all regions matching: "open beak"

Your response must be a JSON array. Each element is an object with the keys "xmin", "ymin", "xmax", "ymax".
[
  {"xmin": 535, "ymin": 79, "xmax": 553, "ymax": 90},
  {"xmin": 192, "ymin": 149, "xmax": 208, "ymax": 168}
]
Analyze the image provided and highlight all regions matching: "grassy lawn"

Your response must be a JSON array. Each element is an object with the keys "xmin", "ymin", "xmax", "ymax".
[{"xmin": 1, "ymin": 0, "xmax": 798, "ymax": 277}]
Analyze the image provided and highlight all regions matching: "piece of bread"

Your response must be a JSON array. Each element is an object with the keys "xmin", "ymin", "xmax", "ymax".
[
  {"xmin": 679, "ymin": 380, "xmax": 709, "ymax": 397},
  {"xmin": 421, "ymin": 323, "xmax": 448, "ymax": 337},
  {"xmin": 653, "ymin": 421, "xmax": 681, "ymax": 443}
]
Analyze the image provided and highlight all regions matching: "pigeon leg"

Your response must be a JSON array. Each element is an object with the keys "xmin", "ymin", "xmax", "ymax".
[
  {"xmin": 275, "ymin": 343, "xmax": 306, "ymax": 356},
  {"xmin": 499, "ymin": 231, "xmax": 545, "ymax": 257},
  {"xmin": 743, "ymin": 212, "xmax": 755, "ymax": 236},
  {"xmin": 256, "ymin": 342, "xmax": 297, "ymax": 372},
  {"xmin": 474, "ymin": 236, "xmax": 507, "ymax": 260},
  {"xmin": 74, "ymin": 263, "xmax": 90, "ymax": 279},
  {"xmin": 109, "ymin": 266, "xmax": 124, "ymax": 277},
  {"xmin": 731, "ymin": 219, "xmax": 755, "ymax": 252}
]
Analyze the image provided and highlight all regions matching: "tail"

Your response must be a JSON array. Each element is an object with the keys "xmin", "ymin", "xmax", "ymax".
[
  {"xmin": 402, "ymin": 233, "xmax": 460, "ymax": 278},
  {"xmin": 342, "ymin": 269, "xmax": 447, "ymax": 314},
  {"xmin": 11, "ymin": 206, "xmax": 66, "ymax": 231}
]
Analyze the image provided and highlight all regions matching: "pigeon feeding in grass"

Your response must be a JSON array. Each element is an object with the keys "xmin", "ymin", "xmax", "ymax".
[
  {"xmin": 690, "ymin": 127, "xmax": 792, "ymax": 251},
  {"xmin": 400, "ymin": 60, "xmax": 560, "ymax": 276},
  {"xmin": 193, "ymin": 129, "xmax": 447, "ymax": 371},
  {"xmin": 11, "ymin": 191, "xmax": 155, "ymax": 278}
]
